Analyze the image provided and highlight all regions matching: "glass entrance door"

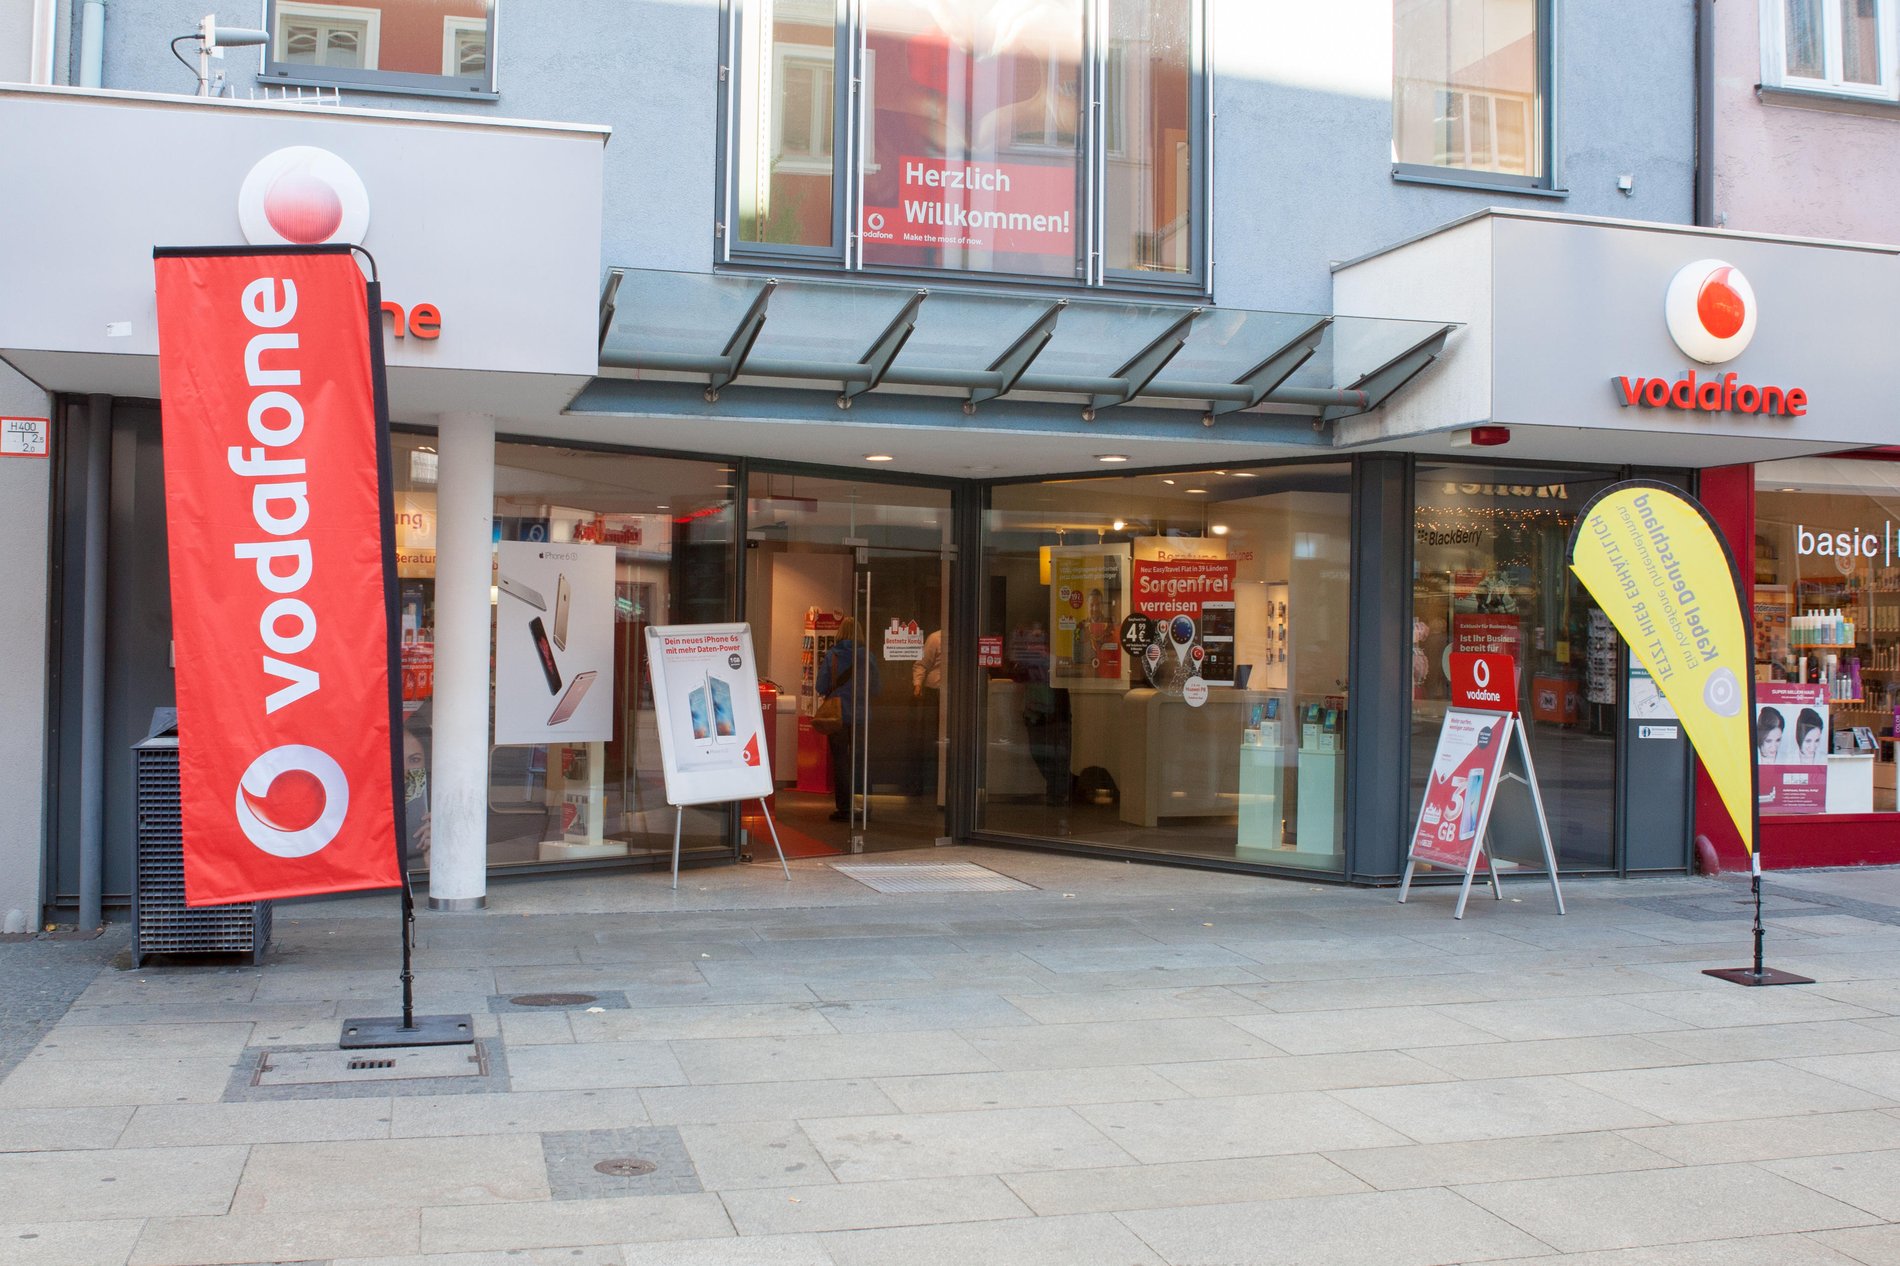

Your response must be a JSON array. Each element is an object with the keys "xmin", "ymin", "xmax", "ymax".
[{"xmin": 745, "ymin": 471, "xmax": 952, "ymax": 854}]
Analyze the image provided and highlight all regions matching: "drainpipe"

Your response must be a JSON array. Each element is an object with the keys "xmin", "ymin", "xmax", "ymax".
[
  {"xmin": 78, "ymin": 0, "xmax": 104, "ymax": 87},
  {"xmin": 30, "ymin": 0, "xmax": 57, "ymax": 83},
  {"xmin": 1694, "ymin": 0, "xmax": 1716, "ymax": 227},
  {"xmin": 78, "ymin": 395, "xmax": 110, "ymax": 931}
]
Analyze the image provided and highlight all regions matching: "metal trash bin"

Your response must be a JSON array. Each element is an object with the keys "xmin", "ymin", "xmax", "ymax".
[{"xmin": 132, "ymin": 711, "xmax": 271, "ymax": 966}]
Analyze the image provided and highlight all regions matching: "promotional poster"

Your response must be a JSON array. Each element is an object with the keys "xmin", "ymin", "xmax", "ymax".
[
  {"xmin": 1568, "ymin": 484, "xmax": 1755, "ymax": 852},
  {"xmin": 1410, "ymin": 711, "xmax": 1511, "ymax": 870},
  {"xmin": 1131, "ymin": 557, "xmax": 1237, "ymax": 690},
  {"xmin": 1757, "ymin": 681, "xmax": 1829, "ymax": 815},
  {"xmin": 494, "ymin": 540, "xmax": 615, "ymax": 746},
  {"xmin": 1049, "ymin": 546, "xmax": 1127, "ymax": 691},
  {"xmin": 153, "ymin": 246, "xmax": 402, "ymax": 906},
  {"xmin": 645, "ymin": 623, "xmax": 773, "ymax": 807}
]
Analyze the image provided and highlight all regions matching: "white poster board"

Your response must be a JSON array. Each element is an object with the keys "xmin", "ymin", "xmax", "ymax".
[
  {"xmin": 494, "ymin": 541, "xmax": 616, "ymax": 745},
  {"xmin": 645, "ymin": 623, "xmax": 773, "ymax": 807}
]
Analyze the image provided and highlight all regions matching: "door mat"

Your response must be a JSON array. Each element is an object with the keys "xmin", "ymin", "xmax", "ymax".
[{"xmin": 830, "ymin": 862, "xmax": 1035, "ymax": 894}]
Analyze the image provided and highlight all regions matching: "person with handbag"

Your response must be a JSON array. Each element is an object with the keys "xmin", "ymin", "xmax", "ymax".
[{"xmin": 815, "ymin": 617, "xmax": 879, "ymax": 822}]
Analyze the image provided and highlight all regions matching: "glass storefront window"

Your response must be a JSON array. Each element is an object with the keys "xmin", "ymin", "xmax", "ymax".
[
  {"xmin": 1393, "ymin": 0, "xmax": 1546, "ymax": 181},
  {"xmin": 390, "ymin": 434, "xmax": 736, "ymax": 873},
  {"xmin": 979, "ymin": 464, "xmax": 1352, "ymax": 870},
  {"xmin": 726, "ymin": 0, "xmax": 1206, "ymax": 288},
  {"xmin": 1754, "ymin": 456, "xmax": 1900, "ymax": 815},
  {"xmin": 264, "ymin": 1, "xmax": 498, "ymax": 95},
  {"xmin": 1411, "ymin": 465, "xmax": 1620, "ymax": 870},
  {"xmin": 735, "ymin": 0, "xmax": 841, "ymax": 249},
  {"xmin": 1104, "ymin": 0, "xmax": 1195, "ymax": 276}
]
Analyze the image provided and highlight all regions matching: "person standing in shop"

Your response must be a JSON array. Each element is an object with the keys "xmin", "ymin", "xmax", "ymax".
[
  {"xmin": 818, "ymin": 617, "xmax": 879, "ymax": 822},
  {"xmin": 909, "ymin": 627, "xmax": 944, "ymax": 796}
]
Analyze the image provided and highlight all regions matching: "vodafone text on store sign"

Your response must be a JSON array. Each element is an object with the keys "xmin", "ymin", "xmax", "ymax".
[{"xmin": 1612, "ymin": 259, "xmax": 1808, "ymax": 419}]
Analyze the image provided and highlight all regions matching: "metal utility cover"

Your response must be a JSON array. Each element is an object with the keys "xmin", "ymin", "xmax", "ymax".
[
  {"xmin": 256, "ymin": 1045, "xmax": 485, "ymax": 1085},
  {"xmin": 830, "ymin": 862, "xmax": 1034, "ymax": 893}
]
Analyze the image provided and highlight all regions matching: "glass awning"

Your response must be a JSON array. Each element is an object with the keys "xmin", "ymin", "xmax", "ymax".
[{"xmin": 596, "ymin": 268, "xmax": 1455, "ymax": 423}]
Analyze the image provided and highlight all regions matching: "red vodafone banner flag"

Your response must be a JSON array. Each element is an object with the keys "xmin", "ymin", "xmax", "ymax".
[{"xmin": 153, "ymin": 246, "xmax": 403, "ymax": 905}]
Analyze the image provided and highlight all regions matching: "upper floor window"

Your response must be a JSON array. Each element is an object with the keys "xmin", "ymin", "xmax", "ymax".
[
  {"xmin": 263, "ymin": 1, "xmax": 498, "ymax": 98},
  {"xmin": 1393, "ymin": 0, "xmax": 1553, "ymax": 189},
  {"xmin": 723, "ymin": 0, "xmax": 1208, "ymax": 291},
  {"xmin": 1765, "ymin": 0, "xmax": 1896, "ymax": 98}
]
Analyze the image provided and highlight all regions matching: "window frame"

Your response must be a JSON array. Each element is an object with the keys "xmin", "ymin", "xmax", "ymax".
[
  {"xmin": 1762, "ymin": 0, "xmax": 1900, "ymax": 102},
  {"xmin": 261, "ymin": 0, "xmax": 500, "ymax": 100},
  {"xmin": 1390, "ymin": 0, "xmax": 1562, "ymax": 196},
  {"xmin": 717, "ymin": 0, "xmax": 1212, "ymax": 296}
]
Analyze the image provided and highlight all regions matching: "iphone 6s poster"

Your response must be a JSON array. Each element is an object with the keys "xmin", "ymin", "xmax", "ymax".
[
  {"xmin": 644, "ymin": 624, "xmax": 772, "ymax": 807},
  {"xmin": 494, "ymin": 540, "xmax": 615, "ymax": 745}
]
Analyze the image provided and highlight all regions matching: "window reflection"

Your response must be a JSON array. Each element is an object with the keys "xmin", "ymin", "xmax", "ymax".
[
  {"xmin": 1393, "ymin": 0, "xmax": 1543, "ymax": 178},
  {"xmin": 979, "ymin": 464, "xmax": 1352, "ymax": 871}
]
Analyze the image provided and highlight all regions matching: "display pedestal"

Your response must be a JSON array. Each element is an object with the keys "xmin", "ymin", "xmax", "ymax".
[
  {"xmin": 1827, "ymin": 752, "xmax": 1875, "ymax": 813},
  {"xmin": 1295, "ymin": 747, "xmax": 1345, "ymax": 853},
  {"xmin": 1236, "ymin": 742, "xmax": 1281, "ymax": 852},
  {"xmin": 538, "ymin": 741, "xmax": 625, "ymax": 861}
]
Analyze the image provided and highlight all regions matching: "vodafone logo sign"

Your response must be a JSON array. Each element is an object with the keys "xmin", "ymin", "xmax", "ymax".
[
  {"xmin": 235, "ymin": 744, "xmax": 350, "ymax": 858},
  {"xmin": 1664, "ymin": 259, "xmax": 1757, "ymax": 365},
  {"xmin": 1472, "ymin": 659, "xmax": 1491, "ymax": 689},
  {"xmin": 238, "ymin": 147, "xmax": 370, "ymax": 246}
]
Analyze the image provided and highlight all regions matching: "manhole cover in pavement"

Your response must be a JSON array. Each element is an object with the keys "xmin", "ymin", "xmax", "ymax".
[
  {"xmin": 256, "ymin": 1045, "xmax": 485, "ymax": 1085},
  {"xmin": 594, "ymin": 1157, "xmax": 657, "ymax": 1177},
  {"xmin": 510, "ymin": 992, "xmax": 598, "ymax": 1007}
]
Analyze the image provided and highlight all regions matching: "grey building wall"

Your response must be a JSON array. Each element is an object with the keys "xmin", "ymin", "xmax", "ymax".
[
  {"xmin": 0, "ymin": 0, "xmax": 37, "ymax": 83},
  {"xmin": 0, "ymin": 361, "xmax": 51, "ymax": 929},
  {"xmin": 93, "ymin": 1, "xmax": 1697, "ymax": 312}
]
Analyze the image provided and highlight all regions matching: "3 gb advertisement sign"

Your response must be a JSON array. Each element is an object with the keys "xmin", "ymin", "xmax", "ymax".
[{"xmin": 153, "ymin": 246, "xmax": 403, "ymax": 906}]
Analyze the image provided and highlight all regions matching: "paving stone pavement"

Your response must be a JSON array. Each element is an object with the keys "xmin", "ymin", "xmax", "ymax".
[
  {"xmin": 6, "ymin": 849, "xmax": 1900, "ymax": 1266},
  {"xmin": 0, "ymin": 926, "xmax": 126, "ymax": 1081}
]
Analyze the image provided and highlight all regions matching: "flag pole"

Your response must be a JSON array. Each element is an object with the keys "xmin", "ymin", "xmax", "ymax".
[{"xmin": 342, "ymin": 250, "xmax": 474, "ymax": 1047}]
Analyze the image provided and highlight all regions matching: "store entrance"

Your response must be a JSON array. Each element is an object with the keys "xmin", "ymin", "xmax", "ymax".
[{"xmin": 744, "ymin": 472, "xmax": 953, "ymax": 855}]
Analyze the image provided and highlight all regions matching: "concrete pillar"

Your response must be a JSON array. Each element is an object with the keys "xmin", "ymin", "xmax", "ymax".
[{"xmin": 427, "ymin": 413, "xmax": 495, "ymax": 910}]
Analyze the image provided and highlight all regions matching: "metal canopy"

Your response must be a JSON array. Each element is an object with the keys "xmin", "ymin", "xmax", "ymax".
[{"xmin": 596, "ymin": 268, "xmax": 1455, "ymax": 427}]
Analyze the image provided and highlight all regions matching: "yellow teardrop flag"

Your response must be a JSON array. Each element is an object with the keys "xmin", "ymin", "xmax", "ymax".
[{"xmin": 1569, "ymin": 484, "xmax": 1753, "ymax": 854}]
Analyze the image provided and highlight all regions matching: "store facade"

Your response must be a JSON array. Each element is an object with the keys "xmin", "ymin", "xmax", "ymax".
[{"xmin": 9, "ymin": 76, "xmax": 1900, "ymax": 920}]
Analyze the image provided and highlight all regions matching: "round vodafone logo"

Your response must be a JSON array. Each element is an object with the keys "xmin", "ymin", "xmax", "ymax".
[
  {"xmin": 1665, "ymin": 259, "xmax": 1757, "ymax": 364},
  {"xmin": 1472, "ymin": 658, "xmax": 1491, "ymax": 689},
  {"xmin": 234, "ymin": 745, "xmax": 351, "ymax": 858},
  {"xmin": 238, "ymin": 146, "xmax": 370, "ymax": 246}
]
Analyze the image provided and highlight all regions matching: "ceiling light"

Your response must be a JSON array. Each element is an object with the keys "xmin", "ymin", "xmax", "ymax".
[
  {"xmin": 1186, "ymin": 488, "xmax": 1207, "ymax": 494},
  {"xmin": 1231, "ymin": 471, "xmax": 1256, "ymax": 479},
  {"xmin": 1162, "ymin": 478, "xmax": 1176, "ymax": 486},
  {"xmin": 864, "ymin": 454, "xmax": 895, "ymax": 463},
  {"xmin": 1096, "ymin": 454, "xmax": 1129, "ymax": 463},
  {"xmin": 1112, "ymin": 519, "xmax": 1126, "ymax": 532},
  {"xmin": 1211, "ymin": 524, "xmax": 1229, "ymax": 536}
]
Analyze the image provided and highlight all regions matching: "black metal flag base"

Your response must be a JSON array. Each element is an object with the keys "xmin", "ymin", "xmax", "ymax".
[
  {"xmin": 339, "ymin": 1013, "xmax": 475, "ymax": 1048},
  {"xmin": 1702, "ymin": 860, "xmax": 1814, "ymax": 989},
  {"xmin": 1703, "ymin": 966, "xmax": 1815, "ymax": 987},
  {"xmin": 340, "ymin": 873, "xmax": 475, "ymax": 1049}
]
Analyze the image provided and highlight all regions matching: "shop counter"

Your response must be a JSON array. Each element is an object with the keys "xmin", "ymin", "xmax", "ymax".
[
  {"xmin": 1827, "ymin": 752, "xmax": 1875, "ymax": 814},
  {"xmin": 1117, "ymin": 687, "xmax": 1277, "ymax": 827}
]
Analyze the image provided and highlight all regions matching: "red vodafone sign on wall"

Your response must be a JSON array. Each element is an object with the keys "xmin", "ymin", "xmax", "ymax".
[
  {"xmin": 1450, "ymin": 652, "xmax": 1519, "ymax": 713},
  {"xmin": 1614, "ymin": 258, "xmax": 1807, "ymax": 418}
]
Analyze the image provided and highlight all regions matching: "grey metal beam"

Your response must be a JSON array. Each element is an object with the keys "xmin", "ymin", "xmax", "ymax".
[
  {"xmin": 707, "ymin": 278, "xmax": 776, "ymax": 401},
  {"xmin": 1084, "ymin": 307, "xmax": 1202, "ymax": 420},
  {"xmin": 839, "ymin": 288, "xmax": 927, "ymax": 406},
  {"xmin": 967, "ymin": 299, "xmax": 1065, "ymax": 412},
  {"xmin": 1209, "ymin": 316, "xmax": 1332, "ymax": 419},
  {"xmin": 599, "ymin": 350, "xmax": 1402, "ymax": 413},
  {"xmin": 596, "ymin": 268, "xmax": 623, "ymax": 351},
  {"xmin": 1322, "ymin": 324, "xmax": 1454, "ymax": 422}
]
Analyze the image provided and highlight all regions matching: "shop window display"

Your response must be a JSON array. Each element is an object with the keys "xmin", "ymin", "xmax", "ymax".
[
  {"xmin": 390, "ymin": 434, "xmax": 735, "ymax": 873},
  {"xmin": 1411, "ymin": 465, "xmax": 1621, "ymax": 870},
  {"xmin": 1753, "ymin": 456, "xmax": 1900, "ymax": 816},
  {"xmin": 979, "ymin": 463, "xmax": 1351, "ymax": 871}
]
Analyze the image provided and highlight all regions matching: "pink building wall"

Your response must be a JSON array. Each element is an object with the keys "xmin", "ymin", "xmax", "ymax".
[{"xmin": 1714, "ymin": 3, "xmax": 1900, "ymax": 243}]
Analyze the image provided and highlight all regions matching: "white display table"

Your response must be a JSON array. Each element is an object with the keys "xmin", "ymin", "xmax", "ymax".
[{"xmin": 1827, "ymin": 752, "xmax": 1875, "ymax": 814}]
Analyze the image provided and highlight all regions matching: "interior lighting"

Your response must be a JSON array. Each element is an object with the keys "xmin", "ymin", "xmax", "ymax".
[
  {"xmin": 1112, "ymin": 519, "xmax": 1126, "ymax": 532},
  {"xmin": 1186, "ymin": 487, "xmax": 1207, "ymax": 494},
  {"xmin": 1211, "ymin": 524, "xmax": 1229, "ymax": 536},
  {"xmin": 864, "ymin": 454, "xmax": 895, "ymax": 462},
  {"xmin": 1096, "ymin": 454, "xmax": 1129, "ymax": 463}
]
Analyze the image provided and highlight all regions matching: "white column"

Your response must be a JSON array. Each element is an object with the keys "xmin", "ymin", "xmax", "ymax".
[{"xmin": 427, "ymin": 412, "xmax": 495, "ymax": 910}]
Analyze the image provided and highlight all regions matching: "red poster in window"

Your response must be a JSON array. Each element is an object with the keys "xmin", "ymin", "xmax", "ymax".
[
  {"xmin": 153, "ymin": 247, "xmax": 403, "ymax": 906},
  {"xmin": 863, "ymin": 156, "xmax": 1076, "ymax": 260}
]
